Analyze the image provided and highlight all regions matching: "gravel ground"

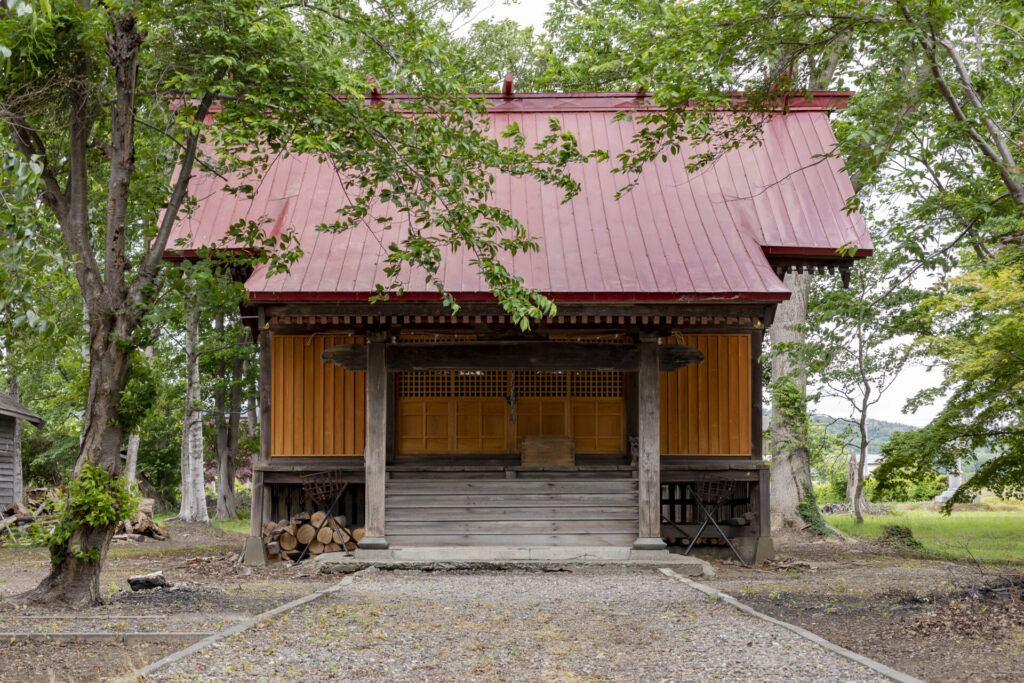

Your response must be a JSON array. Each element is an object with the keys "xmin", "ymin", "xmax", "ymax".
[{"xmin": 151, "ymin": 567, "xmax": 889, "ymax": 682}]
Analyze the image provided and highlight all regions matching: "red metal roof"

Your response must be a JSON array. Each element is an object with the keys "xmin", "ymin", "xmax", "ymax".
[{"xmin": 167, "ymin": 93, "xmax": 870, "ymax": 303}]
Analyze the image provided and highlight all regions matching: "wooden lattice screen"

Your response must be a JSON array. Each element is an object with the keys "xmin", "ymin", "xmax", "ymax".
[{"xmin": 395, "ymin": 335, "xmax": 627, "ymax": 455}]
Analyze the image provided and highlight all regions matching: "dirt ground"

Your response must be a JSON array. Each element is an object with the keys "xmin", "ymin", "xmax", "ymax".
[
  {"xmin": 0, "ymin": 521, "xmax": 334, "ymax": 682},
  {"xmin": 705, "ymin": 534, "xmax": 1024, "ymax": 683},
  {"xmin": 1, "ymin": 524, "xmax": 1022, "ymax": 682}
]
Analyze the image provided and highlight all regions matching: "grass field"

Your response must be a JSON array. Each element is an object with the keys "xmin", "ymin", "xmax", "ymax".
[
  {"xmin": 826, "ymin": 500, "xmax": 1024, "ymax": 564},
  {"xmin": 154, "ymin": 512, "xmax": 251, "ymax": 535}
]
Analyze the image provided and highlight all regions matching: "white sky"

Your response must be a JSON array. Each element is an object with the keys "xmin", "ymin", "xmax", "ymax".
[
  {"xmin": 471, "ymin": 0, "xmax": 551, "ymax": 28},
  {"xmin": 472, "ymin": 1, "xmax": 947, "ymax": 428}
]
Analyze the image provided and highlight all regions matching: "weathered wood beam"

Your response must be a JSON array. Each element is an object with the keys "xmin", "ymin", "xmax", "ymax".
[
  {"xmin": 322, "ymin": 341, "xmax": 704, "ymax": 372},
  {"xmin": 634, "ymin": 335, "xmax": 666, "ymax": 550},
  {"xmin": 360, "ymin": 332, "xmax": 388, "ymax": 549}
]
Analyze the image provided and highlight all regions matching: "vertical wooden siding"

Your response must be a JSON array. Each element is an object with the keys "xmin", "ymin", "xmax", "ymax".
[
  {"xmin": 271, "ymin": 334, "xmax": 365, "ymax": 457},
  {"xmin": 660, "ymin": 334, "xmax": 752, "ymax": 456}
]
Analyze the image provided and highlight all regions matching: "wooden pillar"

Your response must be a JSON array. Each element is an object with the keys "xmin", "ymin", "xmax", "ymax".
[
  {"xmin": 751, "ymin": 327, "xmax": 764, "ymax": 460},
  {"xmin": 360, "ymin": 331, "xmax": 389, "ymax": 549},
  {"xmin": 634, "ymin": 334, "xmax": 666, "ymax": 550},
  {"xmin": 250, "ymin": 319, "xmax": 272, "ymax": 539},
  {"xmin": 385, "ymin": 374, "xmax": 396, "ymax": 465}
]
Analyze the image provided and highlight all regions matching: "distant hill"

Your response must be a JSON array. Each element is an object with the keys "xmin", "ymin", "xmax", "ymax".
[{"xmin": 762, "ymin": 409, "xmax": 916, "ymax": 452}]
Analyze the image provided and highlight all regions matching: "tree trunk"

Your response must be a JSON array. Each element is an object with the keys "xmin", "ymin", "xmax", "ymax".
[
  {"xmin": 769, "ymin": 270, "xmax": 814, "ymax": 534},
  {"xmin": 123, "ymin": 346, "xmax": 154, "ymax": 485},
  {"xmin": 244, "ymin": 359, "xmax": 257, "ymax": 432},
  {"xmin": 853, "ymin": 393, "xmax": 871, "ymax": 524},
  {"xmin": 8, "ymin": 366, "xmax": 23, "ymax": 504},
  {"xmin": 213, "ymin": 317, "xmax": 241, "ymax": 520},
  {"xmin": 20, "ymin": 315, "xmax": 132, "ymax": 606},
  {"xmin": 124, "ymin": 432, "xmax": 140, "ymax": 485},
  {"xmin": 177, "ymin": 300, "xmax": 209, "ymax": 524},
  {"xmin": 845, "ymin": 451, "xmax": 868, "ymax": 511}
]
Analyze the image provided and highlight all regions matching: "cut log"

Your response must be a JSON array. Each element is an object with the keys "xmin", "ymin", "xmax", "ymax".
[
  {"xmin": 293, "ymin": 511, "xmax": 311, "ymax": 523},
  {"xmin": 1, "ymin": 503, "xmax": 30, "ymax": 518},
  {"xmin": 266, "ymin": 541, "xmax": 281, "ymax": 556},
  {"xmin": 310, "ymin": 511, "xmax": 327, "ymax": 527},
  {"xmin": 307, "ymin": 540, "xmax": 325, "ymax": 555},
  {"xmin": 333, "ymin": 515, "xmax": 347, "ymax": 527},
  {"xmin": 316, "ymin": 526, "xmax": 333, "ymax": 544},
  {"xmin": 128, "ymin": 571, "xmax": 168, "ymax": 591},
  {"xmin": 296, "ymin": 524, "xmax": 316, "ymax": 545},
  {"xmin": 331, "ymin": 528, "xmax": 345, "ymax": 545},
  {"xmin": 279, "ymin": 531, "xmax": 298, "ymax": 551},
  {"xmin": 352, "ymin": 527, "xmax": 366, "ymax": 543},
  {"xmin": 325, "ymin": 542, "xmax": 342, "ymax": 552},
  {"xmin": 345, "ymin": 539, "xmax": 357, "ymax": 551}
]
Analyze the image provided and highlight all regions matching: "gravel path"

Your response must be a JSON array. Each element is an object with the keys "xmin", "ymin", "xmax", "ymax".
[{"xmin": 152, "ymin": 567, "xmax": 889, "ymax": 682}]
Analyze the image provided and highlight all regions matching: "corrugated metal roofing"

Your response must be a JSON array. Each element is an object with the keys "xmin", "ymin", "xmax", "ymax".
[{"xmin": 166, "ymin": 93, "xmax": 871, "ymax": 303}]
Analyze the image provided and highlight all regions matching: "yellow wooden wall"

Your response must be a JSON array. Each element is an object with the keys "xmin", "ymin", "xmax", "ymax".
[
  {"xmin": 660, "ymin": 334, "xmax": 752, "ymax": 456},
  {"xmin": 270, "ymin": 332, "xmax": 752, "ymax": 458},
  {"xmin": 271, "ymin": 334, "xmax": 366, "ymax": 457}
]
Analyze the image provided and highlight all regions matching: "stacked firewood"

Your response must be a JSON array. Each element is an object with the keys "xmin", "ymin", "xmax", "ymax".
[
  {"xmin": 1, "ymin": 492, "xmax": 167, "ymax": 545},
  {"xmin": 0, "ymin": 488, "xmax": 63, "ymax": 544},
  {"xmin": 261, "ymin": 512, "xmax": 364, "ymax": 561},
  {"xmin": 0, "ymin": 501, "xmax": 37, "ymax": 544}
]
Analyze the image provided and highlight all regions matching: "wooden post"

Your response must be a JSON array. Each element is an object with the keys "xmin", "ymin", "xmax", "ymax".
[
  {"xmin": 250, "ymin": 319, "xmax": 272, "ymax": 539},
  {"xmin": 385, "ymin": 373, "xmax": 396, "ymax": 465},
  {"xmin": 751, "ymin": 327, "xmax": 763, "ymax": 460},
  {"xmin": 360, "ymin": 331, "xmax": 389, "ymax": 549},
  {"xmin": 634, "ymin": 334, "xmax": 666, "ymax": 550}
]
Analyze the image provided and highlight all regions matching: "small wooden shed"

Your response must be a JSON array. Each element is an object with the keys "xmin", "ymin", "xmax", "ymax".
[
  {"xmin": 0, "ymin": 392, "xmax": 42, "ymax": 507},
  {"xmin": 166, "ymin": 91, "xmax": 871, "ymax": 562}
]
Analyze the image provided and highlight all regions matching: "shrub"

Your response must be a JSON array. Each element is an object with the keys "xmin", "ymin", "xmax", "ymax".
[
  {"xmin": 880, "ymin": 524, "xmax": 923, "ymax": 549},
  {"xmin": 870, "ymin": 473, "xmax": 947, "ymax": 502},
  {"xmin": 798, "ymin": 485, "xmax": 833, "ymax": 535},
  {"xmin": 814, "ymin": 482, "xmax": 843, "ymax": 504}
]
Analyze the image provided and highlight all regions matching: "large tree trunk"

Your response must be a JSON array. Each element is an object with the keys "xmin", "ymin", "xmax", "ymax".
[
  {"xmin": 177, "ymin": 300, "xmax": 209, "ymax": 523},
  {"xmin": 769, "ymin": 270, "xmax": 814, "ymax": 534},
  {"xmin": 213, "ymin": 317, "xmax": 241, "ymax": 520},
  {"xmin": 20, "ymin": 315, "xmax": 132, "ymax": 606}
]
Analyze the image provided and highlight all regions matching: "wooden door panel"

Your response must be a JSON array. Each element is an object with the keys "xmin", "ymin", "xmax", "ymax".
[{"xmin": 572, "ymin": 397, "xmax": 626, "ymax": 453}]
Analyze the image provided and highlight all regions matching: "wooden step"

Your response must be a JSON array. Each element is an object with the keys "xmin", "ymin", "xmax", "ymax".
[
  {"xmin": 386, "ymin": 493, "xmax": 638, "ymax": 508},
  {"xmin": 384, "ymin": 476, "xmax": 639, "ymax": 548},
  {"xmin": 386, "ymin": 532, "xmax": 639, "ymax": 547},
  {"xmin": 386, "ymin": 480, "xmax": 636, "ymax": 494},
  {"xmin": 387, "ymin": 505, "xmax": 638, "ymax": 522}
]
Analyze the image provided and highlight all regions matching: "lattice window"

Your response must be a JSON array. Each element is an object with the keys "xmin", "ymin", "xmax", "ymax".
[
  {"xmin": 514, "ymin": 370, "xmax": 569, "ymax": 398},
  {"xmin": 453, "ymin": 370, "xmax": 508, "ymax": 398},
  {"xmin": 397, "ymin": 371, "xmax": 452, "ymax": 397},
  {"xmin": 570, "ymin": 371, "xmax": 624, "ymax": 398},
  {"xmin": 398, "ymin": 333, "xmax": 477, "ymax": 343},
  {"xmin": 547, "ymin": 334, "xmax": 627, "ymax": 343}
]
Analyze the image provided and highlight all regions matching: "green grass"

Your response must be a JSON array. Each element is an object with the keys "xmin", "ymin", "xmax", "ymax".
[
  {"xmin": 154, "ymin": 511, "xmax": 251, "ymax": 534},
  {"xmin": 826, "ymin": 503, "xmax": 1024, "ymax": 564}
]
